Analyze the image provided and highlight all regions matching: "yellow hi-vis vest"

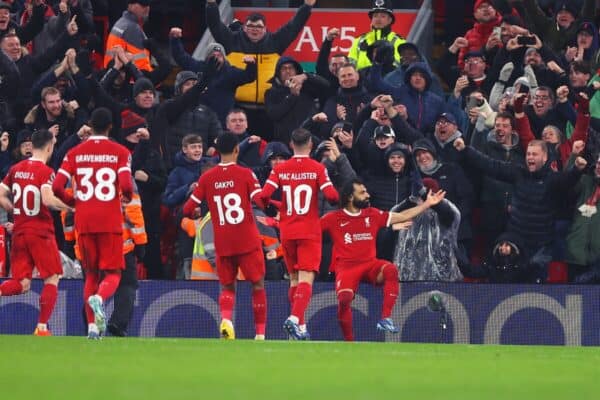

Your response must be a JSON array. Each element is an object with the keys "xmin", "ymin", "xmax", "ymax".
[
  {"xmin": 348, "ymin": 30, "xmax": 405, "ymax": 71},
  {"xmin": 189, "ymin": 213, "xmax": 218, "ymax": 281}
]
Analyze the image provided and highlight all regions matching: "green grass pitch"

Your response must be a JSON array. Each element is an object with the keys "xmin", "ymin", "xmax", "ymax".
[{"xmin": 1, "ymin": 335, "xmax": 600, "ymax": 399}]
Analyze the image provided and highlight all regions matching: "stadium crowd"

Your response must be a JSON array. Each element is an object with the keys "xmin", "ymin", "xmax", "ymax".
[{"xmin": 1, "ymin": 0, "xmax": 600, "ymax": 293}]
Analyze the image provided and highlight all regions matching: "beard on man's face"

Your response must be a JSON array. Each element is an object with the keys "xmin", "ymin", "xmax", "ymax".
[{"xmin": 353, "ymin": 198, "xmax": 370, "ymax": 209}]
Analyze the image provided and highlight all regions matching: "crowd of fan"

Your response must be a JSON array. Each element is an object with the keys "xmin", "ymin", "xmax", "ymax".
[{"xmin": 1, "ymin": 0, "xmax": 600, "ymax": 284}]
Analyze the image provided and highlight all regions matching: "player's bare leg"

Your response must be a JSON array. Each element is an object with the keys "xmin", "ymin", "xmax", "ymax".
[
  {"xmin": 251, "ymin": 279, "xmax": 267, "ymax": 340},
  {"xmin": 337, "ymin": 288, "xmax": 355, "ymax": 341},
  {"xmin": 35, "ymin": 274, "xmax": 60, "ymax": 336},
  {"xmin": 285, "ymin": 270, "xmax": 315, "ymax": 340},
  {"xmin": 375, "ymin": 264, "xmax": 399, "ymax": 333},
  {"xmin": 219, "ymin": 283, "xmax": 236, "ymax": 339}
]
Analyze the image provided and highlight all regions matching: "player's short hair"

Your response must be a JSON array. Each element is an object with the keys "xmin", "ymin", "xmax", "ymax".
[
  {"xmin": 182, "ymin": 134, "xmax": 203, "ymax": 147},
  {"xmin": 31, "ymin": 129, "xmax": 54, "ymax": 150},
  {"xmin": 339, "ymin": 177, "xmax": 365, "ymax": 208},
  {"xmin": 291, "ymin": 128, "xmax": 312, "ymax": 147},
  {"xmin": 215, "ymin": 131, "xmax": 239, "ymax": 154},
  {"xmin": 41, "ymin": 86, "xmax": 61, "ymax": 102},
  {"xmin": 89, "ymin": 107, "xmax": 113, "ymax": 133}
]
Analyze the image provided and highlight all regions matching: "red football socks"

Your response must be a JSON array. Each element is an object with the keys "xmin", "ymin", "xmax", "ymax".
[
  {"xmin": 38, "ymin": 284, "xmax": 58, "ymax": 324},
  {"xmin": 337, "ymin": 291, "xmax": 354, "ymax": 341},
  {"xmin": 219, "ymin": 290, "xmax": 235, "ymax": 321},
  {"xmin": 382, "ymin": 266, "xmax": 399, "ymax": 319},
  {"xmin": 291, "ymin": 282, "xmax": 312, "ymax": 324},
  {"xmin": 0, "ymin": 279, "xmax": 23, "ymax": 296},
  {"xmin": 252, "ymin": 288, "xmax": 267, "ymax": 336},
  {"xmin": 97, "ymin": 271, "xmax": 121, "ymax": 301},
  {"xmin": 83, "ymin": 273, "xmax": 99, "ymax": 323}
]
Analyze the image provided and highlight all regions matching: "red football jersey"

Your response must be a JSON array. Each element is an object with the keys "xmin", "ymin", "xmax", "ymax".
[
  {"xmin": 263, "ymin": 155, "xmax": 336, "ymax": 241},
  {"xmin": 56, "ymin": 136, "xmax": 132, "ymax": 234},
  {"xmin": 321, "ymin": 207, "xmax": 391, "ymax": 271},
  {"xmin": 1, "ymin": 158, "xmax": 55, "ymax": 236},
  {"xmin": 188, "ymin": 163, "xmax": 262, "ymax": 256}
]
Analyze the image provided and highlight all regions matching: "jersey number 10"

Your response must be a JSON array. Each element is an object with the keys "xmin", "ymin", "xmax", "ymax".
[{"xmin": 282, "ymin": 184, "xmax": 313, "ymax": 216}]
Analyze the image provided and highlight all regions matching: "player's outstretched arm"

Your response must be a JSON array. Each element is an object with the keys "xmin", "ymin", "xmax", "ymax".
[
  {"xmin": 51, "ymin": 171, "xmax": 69, "ymax": 203},
  {"xmin": 182, "ymin": 197, "xmax": 201, "ymax": 218},
  {"xmin": 388, "ymin": 190, "xmax": 446, "ymax": 225},
  {"xmin": 0, "ymin": 185, "xmax": 13, "ymax": 213},
  {"xmin": 41, "ymin": 185, "xmax": 73, "ymax": 212}
]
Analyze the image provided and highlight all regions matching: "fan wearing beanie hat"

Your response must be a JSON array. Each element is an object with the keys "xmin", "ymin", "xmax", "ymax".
[
  {"xmin": 174, "ymin": 71, "xmax": 198, "ymax": 96},
  {"xmin": 132, "ymin": 78, "xmax": 155, "ymax": 109},
  {"xmin": 348, "ymin": 0, "xmax": 406, "ymax": 71},
  {"xmin": 121, "ymin": 109, "xmax": 147, "ymax": 141}
]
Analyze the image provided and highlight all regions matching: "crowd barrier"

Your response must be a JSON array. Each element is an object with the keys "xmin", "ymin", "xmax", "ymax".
[{"xmin": 1, "ymin": 280, "xmax": 599, "ymax": 345}]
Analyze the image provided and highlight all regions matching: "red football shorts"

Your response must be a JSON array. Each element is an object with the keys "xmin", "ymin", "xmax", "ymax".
[
  {"xmin": 78, "ymin": 233, "xmax": 124, "ymax": 271},
  {"xmin": 217, "ymin": 247, "xmax": 265, "ymax": 286},
  {"xmin": 282, "ymin": 239, "xmax": 321, "ymax": 274},
  {"xmin": 10, "ymin": 233, "xmax": 62, "ymax": 280},
  {"xmin": 335, "ymin": 259, "xmax": 394, "ymax": 295}
]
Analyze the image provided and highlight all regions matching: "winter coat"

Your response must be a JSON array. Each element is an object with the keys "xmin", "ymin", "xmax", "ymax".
[
  {"xmin": 458, "ymin": 12, "xmax": 502, "ymax": 69},
  {"xmin": 471, "ymin": 129, "xmax": 524, "ymax": 207},
  {"xmin": 206, "ymin": 1, "xmax": 312, "ymax": 105},
  {"xmin": 152, "ymin": 76, "xmax": 221, "ymax": 168},
  {"xmin": 521, "ymin": 0, "xmax": 595, "ymax": 55},
  {"xmin": 482, "ymin": 232, "xmax": 531, "ymax": 283},
  {"xmin": 170, "ymin": 36, "xmax": 257, "ymax": 124},
  {"xmin": 265, "ymin": 57, "xmax": 329, "ymax": 144},
  {"xmin": 393, "ymin": 198, "xmax": 463, "ymax": 282},
  {"xmin": 364, "ymin": 143, "xmax": 414, "ymax": 211},
  {"xmin": 163, "ymin": 152, "xmax": 204, "ymax": 209},
  {"xmin": 462, "ymin": 145, "xmax": 583, "ymax": 249},
  {"xmin": 565, "ymin": 175, "xmax": 600, "ymax": 267},
  {"xmin": 322, "ymin": 85, "xmax": 372, "ymax": 137},
  {"xmin": 130, "ymin": 140, "xmax": 167, "ymax": 234},
  {"xmin": 369, "ymin": 62, "xmax": 446, "ymax": 132}
]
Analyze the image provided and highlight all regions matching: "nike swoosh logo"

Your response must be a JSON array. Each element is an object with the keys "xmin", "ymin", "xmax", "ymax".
[{"xmin": 340, "ymin": 222, "xmax": 350, "ymax": 227}]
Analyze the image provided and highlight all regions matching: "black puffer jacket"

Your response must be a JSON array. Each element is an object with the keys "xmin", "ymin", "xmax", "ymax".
[{"xmin": 463, "ymin": 145, "xmax": 583, "ymax": 249}]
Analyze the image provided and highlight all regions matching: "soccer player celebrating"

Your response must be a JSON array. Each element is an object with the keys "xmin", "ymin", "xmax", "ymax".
[
  {"xmin": 260, "ymin": 128, "xmax": 339, "ymax": 340},
  {"xmin": 0, "ymin": 129, "xmax": 73, "ymax": 336},
  {"xmin": 182, "ymin": 132, "xmax": 267, "ymax": 340},
  {"xmin": 321, "ymin": 178, "xmax": 446, "ymax": 341},
  {"xmin": 53, "ymin": 108, "xmax": 133, "ymax": 339}
]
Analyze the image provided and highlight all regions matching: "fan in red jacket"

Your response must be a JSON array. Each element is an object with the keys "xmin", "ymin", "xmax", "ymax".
[{"xmin": 458, "ymin": 0, "xmax": 502, "ymax": 69}]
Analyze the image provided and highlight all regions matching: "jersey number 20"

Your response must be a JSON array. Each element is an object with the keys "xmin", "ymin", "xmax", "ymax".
[{"xmin": 12, "ymin": 183, "xmax": 41, "ymax": 216}]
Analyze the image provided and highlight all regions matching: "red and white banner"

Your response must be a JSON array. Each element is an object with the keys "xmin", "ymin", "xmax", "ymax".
[{"xmin": 233, "ymin": 8, "xmax": 418, "ymax": 64}]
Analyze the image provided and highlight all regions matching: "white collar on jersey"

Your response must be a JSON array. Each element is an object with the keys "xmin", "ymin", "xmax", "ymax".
[
  {"xmin": 88, "ymin": 135, "xmax": 108, "ymax": 140},
  {"xmin": 292, "ymin": 155, "xmax": 310, "ymax": 158},
  {"xmin": 219, "ymin": 162, "xmax": 236, "ymax": 166},
  {"xmin": 29, "ymin": 157, "xmax": 45, "ymax": 163},
  {"xmin": 343, "ymin": 208, "xmax": 362, "ymax": 217}
]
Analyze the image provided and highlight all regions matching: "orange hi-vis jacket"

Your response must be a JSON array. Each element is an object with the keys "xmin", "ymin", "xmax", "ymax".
[
  {"xmin": 104, "ymin": 10, "xmax": 153, "ymax": 72},
  {"xmin": 62, "ymin": 188, "xmax": 147, "ymax": 259}
]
